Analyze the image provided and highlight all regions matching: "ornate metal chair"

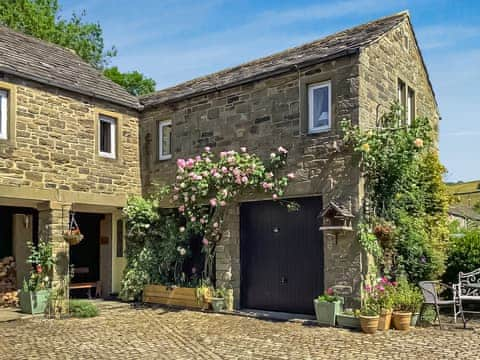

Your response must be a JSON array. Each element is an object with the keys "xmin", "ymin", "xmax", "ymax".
[
  {"xmin": 418, "ymin": 281, "xmax": 465, "ymax": 329},
  {"xmin": 455, "ymin": 268, "xmax": 480, "ymax": 325}
]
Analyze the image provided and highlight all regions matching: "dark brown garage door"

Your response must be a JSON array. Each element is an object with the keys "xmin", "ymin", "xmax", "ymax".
[{"xmin": 240, "ymin": 197, "xmax": 324, "ymax": 314}]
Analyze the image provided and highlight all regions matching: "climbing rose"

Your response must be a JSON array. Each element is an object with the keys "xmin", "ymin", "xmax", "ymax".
[
  {"xmin": 209, "ymin": 198, "xmax": 217, "ymax": 207},
  {"xmin": 204, "ymin": 146, "xmax": 211, "ymax": 152},
  {"xmin": 414, "ymin": 138, "xmax": 424, "ymax": 148},
  {"xmin": 240, "ymin": 147, "xmax": 247, "ymax": 153},
  {"xmin": 202, "ymin": 238, "xmax": 209, "ymax": 246},
  {"xmin": 185, "ymin": 158, "xmax": 195, "ymax": 168},
  {"xmin": 177, "ymin": 158, "xmax": 186, "ymax": 168},
  {"xmin": 241, "ymin": 176, "xmax": 248, "ymax": 184},
  {"xmin": 326, "ymin": 287, "xmax": 334, "ymax": 295},
  {"xmin": 287, "ymin": 173, "xmax": 295, "ymax": 179},
  {"xmin": 278, "ymin": 146, "xmax": 288, "ymax": 154},
  {"xmin": 36, "ymin": 265, "xmax": 42, "ymax": 274},
  {"xmin": 272, "ymin": 194, "xmax": 278, "ymax": 200}
]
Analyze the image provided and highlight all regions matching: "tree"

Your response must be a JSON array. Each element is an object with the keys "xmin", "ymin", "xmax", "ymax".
[
  {"xmin": 103, "ymin": 67, "xmax": 156, "ymax": 96},
  {"xmin": 0, "ymin": 0, "xmax": 155, "ymax": 95}
]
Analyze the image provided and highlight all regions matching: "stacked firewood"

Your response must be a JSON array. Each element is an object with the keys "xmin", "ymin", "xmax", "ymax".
[{"xmin": 0, "ymin": 256, "xmax": 19, "ymax": 307}]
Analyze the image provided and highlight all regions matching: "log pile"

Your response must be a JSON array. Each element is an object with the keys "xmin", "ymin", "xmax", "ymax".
[{"xmin": 0, "ymin": 256, "xmax": 19, "ymax": 307}]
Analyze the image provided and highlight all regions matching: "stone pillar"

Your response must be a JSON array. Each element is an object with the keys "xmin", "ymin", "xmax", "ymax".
[
  {"xmin": 37, "ymin": 201, "xmax": 71, "ymax": 316},
  {"xmin": 215, "ymin": 204, "xmax": 240, "ymax": 308}
]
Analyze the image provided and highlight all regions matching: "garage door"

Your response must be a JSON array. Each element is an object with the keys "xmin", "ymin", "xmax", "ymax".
[{"xmin": 240, "ymin": 197, "xmax": 324, "ymax": 314}]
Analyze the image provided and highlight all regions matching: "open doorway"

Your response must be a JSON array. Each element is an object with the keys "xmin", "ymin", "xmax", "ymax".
[{"xmin": 69, "ymin": 212, "xmax": 102, "ymax": 298}]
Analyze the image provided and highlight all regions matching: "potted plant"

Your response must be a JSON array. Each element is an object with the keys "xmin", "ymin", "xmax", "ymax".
[
  {"xmin": 210, "ymin": 287, "xmax": 226, "ymax": 312},
  {"xmin": 195, "ymin": 282, "xmax": 212, "ymax": 310},
  {"xmin": 313, "ymin": 288, "xmax": 343, "ymax": 326},
  {"xmin": 336, "ymin": 309, "xmax": 361, "ymax": 329},
  {"xmin": 408, "ymin": 286, "xmax": 423, "ymax": 326},
  {"xmin": 19, "ymin": 240, "xmax": 55, "ymax": 314},
  {"xmin": 359, "ymin": 285, "xmax": 380, "ymax": 334},
  {"xmin": 392, "ymin": 279, "xmax": 415, "ymax": 331},
  {"xmin": 63, "ymin": 227, "xmax": 84, "ymax": 246},
  {"xmin": 376, "ymin": 277, "xmax": 396, "ymax": 331}
]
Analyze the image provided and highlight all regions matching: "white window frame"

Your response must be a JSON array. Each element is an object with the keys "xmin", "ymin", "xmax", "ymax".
[
  {"xmin": 407, "ymin": 87, "xmax": 415, "ymax": 126},
  {"xmin": 308, "ymin": 81, "xmax": 331, "ymax": 133},
  {"xmin": 99, "ymin": 114, "xmax": 116, "ymax": 159},
  {"xmin": 0, "ymin": 90, "xmax": 8, "ymax": 140},
  {"xmin": 158, "ymin": 120, "xmax": 172, "ymax": 160}
]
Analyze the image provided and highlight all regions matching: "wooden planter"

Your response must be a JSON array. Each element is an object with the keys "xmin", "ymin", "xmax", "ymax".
[{"xmin": 143, "ymin": 285, "xmax": 206, "ymax": 309}]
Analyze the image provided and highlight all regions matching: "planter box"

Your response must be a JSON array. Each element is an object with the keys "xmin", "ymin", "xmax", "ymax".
[
  {"xmin": 314, "ymin": 299, "xmax": 343, "ymax": 326},
  {"xmin": 19, "ymin": 289, "xmax": 51, "ymax": 314},
  {"xmin": 336, "ymin": 313, "xmax": 360, "ymax": 329},
  {"xmin": 143, "ymin": 285, "xmax": 204, "ymax": 309}
]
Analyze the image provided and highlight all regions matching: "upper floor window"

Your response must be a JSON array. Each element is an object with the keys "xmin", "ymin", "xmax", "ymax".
[
  {"xmin": 158, "ymin": 120, "xmax": 172, "ymax": 160},
  {"xmin": 0, "ymin": 90, "xmax": 8, "ymax": 140},
  {"xmin": 308, "ymin": 81, "xmax": 331, "ymax": 133},
  {"xmin": 407, "ymin": 87, "xmax": 415, "ymax": 126},
  {"xmin": 99, "ymin": 114, "xmax": 116, "ymax": 158}
]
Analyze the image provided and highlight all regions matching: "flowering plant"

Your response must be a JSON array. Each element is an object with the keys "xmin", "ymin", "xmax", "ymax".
[
  {"xmin": 374, "ymin": 276, "xmax": 397, "ymax": 312},
  {"xmin": 361, "ymin": 283, "xmax": 382, "ymax": 316},
  {"xmin": 316, "ymin": 287, "xmax": 342, "ymax": 303},
  {"xmin": 162, "ymin": 146, "xmax": 294, "ymax": 282},
  {"xmin": 23, "ymin": 240, "xmax": 55, "ymax": 292}
]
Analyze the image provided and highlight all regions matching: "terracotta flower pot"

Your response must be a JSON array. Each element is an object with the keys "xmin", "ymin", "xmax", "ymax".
[
  {"xmin": 378, "ymin": 310, "xmax": 392, "ymax": 331},
  {"xmin": 392, "ymin": 311, "xmax": 412, "ymax": 331},
  {"xmin": 359, "ymin": 315, "xmax": 380, "ymax": 334}
]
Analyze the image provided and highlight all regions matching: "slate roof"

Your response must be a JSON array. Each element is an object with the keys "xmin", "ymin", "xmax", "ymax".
[
  {"xmin": 449, "ymin": 205, "xmax": 480, "ymax": 222},
  {"xmin": 141, "ymin": 11, "xmax": 409, "ymax": 107},
  {"xmin": 0, "ymin": 25, "xmax": 141, "ymax": 110}
]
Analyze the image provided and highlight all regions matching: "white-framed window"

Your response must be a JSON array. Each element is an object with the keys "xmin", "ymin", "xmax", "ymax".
[
  {"xmin": 0, "ymin": 90, "xmax": 8, "ymax": 140},
  {"xmin": 398, "ymin": 78, "xmax": 407, "ymax": 125},
  {"xmin": 407, "ymin": 87, "xmax": 415, "ymax": 126},
  {"xmin": 308, "ymin": 81, "xmax": 331, "ymax": 133},
  {"xmin": 158, "ymin": 120, "xmax": 172, "ymax": 160},
  {"xmin": 99, "ymin": 114, "xmax": 116, "ymax": 158}
]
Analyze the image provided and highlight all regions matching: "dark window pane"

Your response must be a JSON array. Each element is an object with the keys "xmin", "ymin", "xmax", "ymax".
[
  {"xmin": 312, "ymin": 86, "xmax": 329, "ymax": 128},
  {"xmin": 100, "ymin": 119, "xmax": 111, "ymax": 153},
  {"xmin": 116, "ymin": 219, "xmax": 124, "ymax": 257}
]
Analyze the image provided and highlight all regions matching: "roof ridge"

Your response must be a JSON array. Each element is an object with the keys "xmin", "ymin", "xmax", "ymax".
[{"xmin": 140, "ymin": 11, "xmax": 409, "ymax": 105}]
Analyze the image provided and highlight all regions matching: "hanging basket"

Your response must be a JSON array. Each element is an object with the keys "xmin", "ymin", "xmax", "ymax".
[{"xmin": 64, "ymin": 213, "xmax": 84, "ymax": 246}]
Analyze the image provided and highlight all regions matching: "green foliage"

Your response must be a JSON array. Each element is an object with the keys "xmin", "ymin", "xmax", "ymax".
[
  {"xmin": 103, "ymin": 66, "xmax": 156, "ymax": 96},
  {"xmin": 69, "ymin": 300, "xmax": 99, "ymax": 318},
  {"xmin": 342, "ymin": 104, "xmax": 451, "ymax": 282},
  {"xmin": 120, "ymin": 197, "xmax": 196, "ymax": 301},
  {"xmin": 358, "ymin": 222, "xmax": 383, "ymax": 261},
  {"xmin": 443, "ymin": 228, "xmax": 480, "ymax": 284},
  {"xmin": 474, "ymin": 201, "xmax": 480, "ymax": 214},
  {"xmin": 24, "ymin": 240, "xmax": 55, "ymax": 291},
  {"xmin": 391, "ymin": 278, "xmax": 423, "ymax": 313}
]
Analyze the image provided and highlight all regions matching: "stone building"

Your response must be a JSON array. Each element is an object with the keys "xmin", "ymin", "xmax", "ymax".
[
  {"xmin": 0, "ymin": 11, "xmax": 438, "ymax": 312},
  {"xmin": 0, "ymin": 25, "xmax": 142, "ymax": 297},
  {"xmin": 139, "ymin": 12, "xmax": 438, "ymax": 312}
]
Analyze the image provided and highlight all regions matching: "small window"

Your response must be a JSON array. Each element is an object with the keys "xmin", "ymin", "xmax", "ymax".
[
  {"xmin": 0, "ymin": 90, "xmax": 8, "ymax": 140},
  {"xmin": 158, "ymin": 120, "xmax": 172, "ymax": 160},
  {"xmin": 308, "ymin": 81, "xmax": 331, "ymax": 133},
  {"xmin": 397, "ymin": 79, "xmax": 407, "ymax": 124},
  {"xmin": 407, "ymin": 87, "xmax": 415, "ymax": 126},
  {"xmin": 116, "ymin": 219, "xmax": 124, "ymax": 258},
  {"xmin": 99, "ymin": 115, "xmax": 116, "ymax": 158}
]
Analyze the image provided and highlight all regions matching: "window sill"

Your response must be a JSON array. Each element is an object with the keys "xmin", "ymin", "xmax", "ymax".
[
  {"xmin": 98, "ymin": 152, "xmax": 117, "ymax": 160},
  {"xmin": 158, "ymin": 155, "xmax": 172, "ymax": 161},
  {"xmin": 307, "ymin": 127, "xmax": 331, "ymax": 135}
]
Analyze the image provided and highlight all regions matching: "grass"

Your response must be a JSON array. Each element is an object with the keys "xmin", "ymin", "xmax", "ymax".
[
  {"xmin": 69, "ymin": 300, "xmax": 99, "ymax": 318},
  {"xmin": 446, "ymin": 180, "xmax": 480, "ymax": 208}
]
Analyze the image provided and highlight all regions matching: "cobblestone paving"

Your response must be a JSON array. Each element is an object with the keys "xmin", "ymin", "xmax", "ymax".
[{"xmin": 0, "ymin": 306, "xmax": 478, "ymax": 359}]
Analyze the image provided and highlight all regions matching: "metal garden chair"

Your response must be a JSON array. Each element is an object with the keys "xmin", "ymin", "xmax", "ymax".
[{"xmin": 418, "ymin": 281, "xmax": 466, "ymax": 329}]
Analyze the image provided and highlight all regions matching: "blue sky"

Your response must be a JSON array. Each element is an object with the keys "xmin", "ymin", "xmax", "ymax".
[{"xmin": 61, "ymin": 0, "xmax": 479, "ymax": 182}]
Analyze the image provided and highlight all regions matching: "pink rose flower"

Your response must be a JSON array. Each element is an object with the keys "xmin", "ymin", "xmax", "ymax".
[
  {"xmin": 213, "ymin": 222, "xmax": 219, "ymax": 228},
  {"xmin": 326, "ymin": 287, "xmax": 334, "ymax": 295},
  {"xmin": 221, "ymin": 166, "xmax": 228, "ymax": 174},
  {"xmin": 278, "ymin": 146, "xmax": 288, "ymax": 154},
  {"xmin": 195, "ymin": 155, "xmax": 201, "ymax": 161},
  {"xmin": 241, "ymin": 176, "xmax": 248, "ymax": 184},
  {"xmin": 240, "ymin": 147, "xmax": 247, "ymax": 153},
  {"xmin": 209, "ymin": 198, "xmax": 217, "ymax": 207},
  {"xmin": 204, "ymin": 146, "xmax": 211, "ymax": 152},
  {"xmin": 287, "ymin": 172, "xmax": 295, "ymax": 179},
  {"xmin": 220, "ymin": 151, "xmax": 227, "ymax": 158},
  {"xmin": 191, "ymin": 216, "xmax": 196, "ymax": 222},
  {"xmin": 177, "ymin": 158, "xmax": 186, "ymax": 168},
  {"xmin": 202, "ymin": 238, "xmax": 209, "ymax": 246},
  {"xmin": 185, "ymin": 158, "xmax": 195, "ymax": 168},
  {"xmin": 272, "ymin": 194, "xmax": 278, "ymax": 200}
]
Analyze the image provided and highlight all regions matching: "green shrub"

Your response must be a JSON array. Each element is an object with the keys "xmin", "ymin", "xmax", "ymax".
[
  {"xmin": 69, "ymin": 300, "xmax": 99, "ymax": 318},
  {"xmin": 443, "ymin": 229, "xmax": 480, "ymax": 284}
]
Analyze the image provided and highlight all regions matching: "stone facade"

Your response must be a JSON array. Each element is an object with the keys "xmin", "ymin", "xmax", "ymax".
[
  {"xmin": 140, "ymin": 55, "xmax": 364, "ymax": 306},
  {"xmin": 0, "ymin": 74, "xmax": 141, "ymax": 299},
  {"xmin": 139, "ymin": 16, "xmax": 438, "ymax": 308}
]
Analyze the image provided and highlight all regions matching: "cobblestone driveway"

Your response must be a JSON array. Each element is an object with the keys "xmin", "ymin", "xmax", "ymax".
[{"xmin": 0, "ymin": 305, "xmax": 478, "ymax": 359}]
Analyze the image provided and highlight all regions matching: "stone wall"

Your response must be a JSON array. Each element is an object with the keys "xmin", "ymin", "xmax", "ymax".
[
  {"xmin": 0, "ymin": 74, "xmax": 142, "ymax": 200},
  {"xmin": 359, "ymin": 19, "xmax": 439, "ymax": 130},
  {"xmin": 140, "ymin": 55, "xmax": 364, "ymax": 307}
]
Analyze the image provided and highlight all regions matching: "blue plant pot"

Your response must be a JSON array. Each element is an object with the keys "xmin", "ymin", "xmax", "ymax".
[{"xmin": 314, "ymin": 299, "xmax": 343, "ymax": 326}]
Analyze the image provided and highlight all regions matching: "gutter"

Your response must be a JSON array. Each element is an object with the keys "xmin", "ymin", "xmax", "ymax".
[
  {"xmin": 142, "ymin": 48, "xmax": 360, "ymax": 107},
  {"xmin": 0, "ymin": 67, "xmax": 144, "ymax": 111}
]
